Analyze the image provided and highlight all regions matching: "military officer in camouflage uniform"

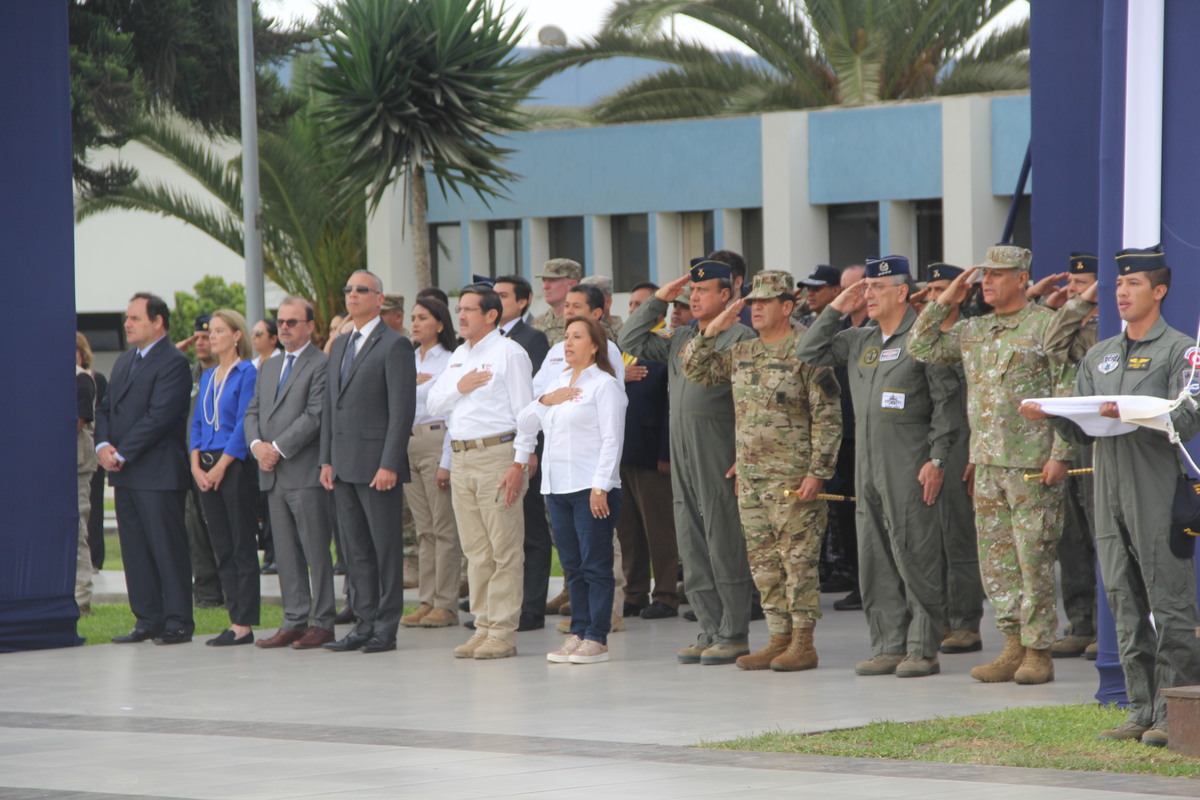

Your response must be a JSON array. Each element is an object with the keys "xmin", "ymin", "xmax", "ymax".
[
  {"xmin": 620, "ymin": 259, "xmax": 758, "ymax": 665},
  {"xmin": 798, "ymin": 256, "xmax": 958, "ymax": 678},
  {"xmin": 917, "ymin": 264, "xmax": 986, "ymax": 655},
  {"xmin": 532, "ymin": 259, "xmax": 582, "ymax": 347},
  {"xmin": 908, "ymin": 244, "xmax": 1074, "ymax": 686},
  {"xmin": 1040, "ymin": 253, "xmax": 1101, "ymax": 659},
  {"xmin": 683, "ymin": 271, "xmax": 842, "ymax": 672},
  {"xmin": 1026, "ymin": 245, "xmax": 1200, "ymax": 748}
]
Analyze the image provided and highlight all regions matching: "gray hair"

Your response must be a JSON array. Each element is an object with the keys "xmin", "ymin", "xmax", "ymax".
[
  {"xmin": 278, "ymin": 296, "xmax": 315, "ymax": 321},
  {"xmin": 349, "ymin": 269, "xmax": 383, "ymax": 292}
]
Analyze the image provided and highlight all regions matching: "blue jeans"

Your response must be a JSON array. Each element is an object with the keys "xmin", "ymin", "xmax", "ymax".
[{"xmin": 547, "ymin": 488, "xmax": 623, "ymax": 645}]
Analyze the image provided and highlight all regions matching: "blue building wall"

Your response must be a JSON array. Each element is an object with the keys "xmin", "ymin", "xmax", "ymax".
[
  {"xmin": 992, "ymin": 94, "xmax": 1033, "ymax": 195},
  {"xmin": 426, "ymin": 115, "xmax": 764, "ymax": 221}
]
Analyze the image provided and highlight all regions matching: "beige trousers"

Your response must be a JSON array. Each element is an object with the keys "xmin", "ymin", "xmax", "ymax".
[
  {"xmin": 451, "ymin": 442, "xmax": 526, "ymax": 643},
  {"xmin": 76, "ymin": 468, "xmax": 95, "ymax": 606},
  {"xmin": 407, "ymin": 426, "xmax": 462, "ymax": 611}
]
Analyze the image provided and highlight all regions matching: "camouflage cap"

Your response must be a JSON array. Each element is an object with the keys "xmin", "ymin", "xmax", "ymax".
[
  {"xmin": 978, "ymin": 244, "xmax": 1032, "ymax": 271},
  {"xmin": 536, "ymin": 258, "xmax": 583, "ymax": 281},
  {"xmin": 744, "ymin": 270, "xmax": 796, "ymax": 300},
  {"xmin": 381, "ymin": 293, "xmax": 405, "ymax": 312},
  {"xmin": 580, "ymin": 274, "xmax": 613, "ymax": 296}
]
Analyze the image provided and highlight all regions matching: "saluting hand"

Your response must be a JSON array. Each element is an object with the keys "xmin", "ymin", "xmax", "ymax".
[
  {"xmin": 704, "ymin": 299, "xmax": 744, "ymax": 338},
  {"xmin": 829, "ymin": 279, "xmax": 866, "ymax": 314},
  {"xmin": 936, "ymin": 267, "xmax": 978, "ymax": 308},
  {"xmin": 654, "ymin": 274, "xmax": 691, "ymax": 304},
  {"xmin": 1027, "ymin": 272, "xmax": 1068, "ymax": 301},
  {"xmin": 1081, "ymin": 281, "xmax": 1099, "ymax": 304}
]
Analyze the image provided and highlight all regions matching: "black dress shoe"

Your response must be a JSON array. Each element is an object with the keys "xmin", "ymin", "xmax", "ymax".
[
  {"xmin": 833, "ymin": 589, "xmax": 862, "ymax": 611},
  {"xmin": 153, "ymin": 630, "xmax": 193, "ymax": 645},
  {"xmin": 640, "ymin": 601, "xmax": 679, "ymax": 619},
  {"xmin": 333, "ymin": 562, "xmax": 347, "ymax": 575},
  {"xmin": 623, "ymin": 601, "xmax": 648, "ymax": 618},
  {"xmin": 205, "ymin": 629, "xmax": 252, "ymax": 647},
  {"xmin": 333, "ymin": 607, "xmax": 355, "ymax": 625},
  {"xmin": 360, "ymin": 636, "xmax": 397, "ymax": 653},
  {"xmin": 750, "ymin": 603, "xmax": 765, "ymax": 621},
  {"xmin": 112, "ymin": 628, "xmax": 158, "ymax": 644},
  {"xmin": 324, "ymin": 632, "xmax": 372, "ymax": 652},
  {"xmin": 682, "ymin": 609, "xmax": 697, "ymax": 622},
  {"xmin": 517, "ymin": 613, "xmax": 544, "ymax": 632},
  {"xmin": 819, "ymin": 577, "xmax": 854, "ymax": 593},
  {"xmin": 260, "ymin": 562, "xmax": 278, "ymax": 575},
  {"xmin": 458, "ymin": 598, "xmax": 471, "ymax": 612},
  {"xmin": 463, "ymin": 618, "xmax": 476, "ymax": 630}
]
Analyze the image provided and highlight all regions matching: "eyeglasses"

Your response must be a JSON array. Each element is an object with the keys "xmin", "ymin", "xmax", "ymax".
[
  {"xmin": 343, "ymin": 285, "xmax": 374, "ymax": 295},
  {"xmin": 276, "ymin": 318, "xmax": 309, "ymax": 328},
  {"xmin": 456, "ymin": 306, "xmax": 481, "ymax": 314}
]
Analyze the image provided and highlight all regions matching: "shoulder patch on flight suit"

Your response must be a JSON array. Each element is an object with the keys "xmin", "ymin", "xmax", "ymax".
[
  {"xmin": 1126, "ymin": 356, "xmax": 1152, "ymax": 370},
  {"xmin": 1098, "ymin": 353, "xmax": 1119, "ymax": 374},
  {"xmin": 859, "ymin": 346, "xmax": 880, "ymax": 367},
  {"xmin": 817, "ymin": 372, "xmax": 840, "ymax": 399},
  {"xmin": 1182, "ymin": 369, "xmax": 1200, "ymax": 396}
]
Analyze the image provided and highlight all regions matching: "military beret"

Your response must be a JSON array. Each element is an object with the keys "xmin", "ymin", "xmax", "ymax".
[
  {"xmin": 1069, "ymin": 252, "xmax": 1098, "ymax": 274},
  {"xmin": 1116, "ymin": 245, "xmax": 1168, "ymax": 275},
  {"xmin": 926, "ymin": 263, "xmax": 963, "ymax": 283},
  {"xmin": 865, "ymin": 255, "xmax": 910, "ymax": 278},
  {"xmin": 689, "ymin": 258, "xmax": 732, "ymax": 283},
  {"xmin": 745, "ymin": 270, "xmax": 795, "ymax": 300},
  {"xmin": 194, "ymin": 314, "xmax": 211, "ymax": 332}
]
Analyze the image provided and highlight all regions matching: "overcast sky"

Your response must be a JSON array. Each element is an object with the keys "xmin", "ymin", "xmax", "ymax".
[{"xmin": 263, "ymin": 0, "xmax": 1029, "ymax": 56}]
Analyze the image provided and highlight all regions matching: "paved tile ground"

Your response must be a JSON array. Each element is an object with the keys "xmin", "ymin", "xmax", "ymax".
[{"xmin": 2, "ymin": 578, "xmax": 1197, "ymax": 799}]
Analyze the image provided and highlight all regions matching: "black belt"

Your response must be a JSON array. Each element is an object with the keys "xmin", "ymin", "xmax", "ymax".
[{"xmin": 199, "ymin": 450, "xmax": 223, "ymax": 468}]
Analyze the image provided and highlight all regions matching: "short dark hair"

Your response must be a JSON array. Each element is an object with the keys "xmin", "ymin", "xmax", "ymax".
[
  {"xmin": 258, "ymin": 318, "xmax": 279, "ymax": 341},
  {"xmin": 130, "ymin": 292, "xmax": 170, "ymax": 329},
  {"xmin": 494, "ymin": 274, "xmax": 533, "ymax": 311},
  {"xmin": 414, "ymin": 296, "xmax": 458, "ymax": 352},
  {"xmin": 568, "ymin": 284, "xmax": 606, "ymax": 312},
  {"xmin": 461, "ymin": 284, "xmax": 502, "ymax": 326},
  {"xmin": 715, "ymin": 277, "xmax": 733, "ymax": 295},
  {"xmin": 417, "ymin": 287, "xmax": 449, "ymax": 307},
  {"xmin": 708, "ymin": 249, "xmax": 747, "ymax": 280},
  {"xmin": 1147, "ymin": 267, "xmax": 1172, "ymax": 294},
  {"xmin": 631, "ymin": 281, "xmax": 659, "ymax": 293}
]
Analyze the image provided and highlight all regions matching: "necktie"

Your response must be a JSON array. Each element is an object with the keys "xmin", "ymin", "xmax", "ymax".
[
  {"xmin": 275, "ymin": 353, "xmax": 295, "ymax": 399},
  {"xmin": 340, "ymin": 331, "xmax": 360, "ymax": 388},
  {"xmin": 129, "ymin": 351, "xmax": 143, "ymax": 377}
]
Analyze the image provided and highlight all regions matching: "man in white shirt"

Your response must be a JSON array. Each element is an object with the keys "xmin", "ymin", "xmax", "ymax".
[{"xmin": 427, "ymin": 285, "xmax": 536, "ymax": 659}]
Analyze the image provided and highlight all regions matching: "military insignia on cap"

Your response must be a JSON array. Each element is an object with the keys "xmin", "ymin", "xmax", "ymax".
[
  {"xmin": 697, "ymin": 268, "xmax": 705, "ymax": 278},
  {"xmin": 1098, "ymin": 353, "xmax": 1119, "ymax": 374}
]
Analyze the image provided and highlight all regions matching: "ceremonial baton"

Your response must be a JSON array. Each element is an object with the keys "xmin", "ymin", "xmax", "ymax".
[
  {"xmin": 1021, "ymin": 467, "xmax": 1094, "ymax": 482},
  {"xmin": 781, "ymin": 489, "xmax": 858, "ymax": 502}
]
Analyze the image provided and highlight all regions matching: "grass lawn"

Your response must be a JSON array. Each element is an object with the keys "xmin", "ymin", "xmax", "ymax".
[
  {"xmin": 706, "ymin": 704, "xmax": 1200, "ymax": 778},
  {"xmin": 79, "ymin": 603, "xmax": 285, "ymax": 645}
]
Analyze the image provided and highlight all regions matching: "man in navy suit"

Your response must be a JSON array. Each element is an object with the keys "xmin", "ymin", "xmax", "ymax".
[{"xmin": 95, "ymin": 293, "xmax": 194, "ymax": 644}]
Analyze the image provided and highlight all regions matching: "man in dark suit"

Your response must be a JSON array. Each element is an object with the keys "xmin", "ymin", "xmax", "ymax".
[
  {"xmin": 245, "ymin": 296, "xmax": 335, "ymax": 650},
  {"xmin": 494, "ymin": 275, "xmax": 552, "ymax": 630},
  {"xmin": 95, "ymin": 292, "xmax": 194, "ymax": 645},
  {"xmin": 319, "ymin": 271, "xmax": 417, "ymax": 653}
]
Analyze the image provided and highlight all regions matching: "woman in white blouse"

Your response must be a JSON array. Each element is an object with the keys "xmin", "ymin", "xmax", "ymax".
[
  {"xmin": 518, "ymin": 316, "xmax": 627, "ymax": 664},
  {"xmin": 399, "ymin": 297, "xmax": 463, "ymax": 629}
]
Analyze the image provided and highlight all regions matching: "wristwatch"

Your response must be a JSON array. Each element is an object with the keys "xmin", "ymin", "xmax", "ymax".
[
  {"xmin": 514, "ymin": 462, "xmax": 529, "ymax": 474},
  {"xmin": 593, "ymin": 488, "xmax": 604, "ymax": 495},
  {"xmin": 930, "ymin": 458, "xmax": 945, "ymax": 471}
]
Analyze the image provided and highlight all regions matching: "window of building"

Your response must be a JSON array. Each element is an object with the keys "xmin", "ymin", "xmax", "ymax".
[
  {"xmin": 915, "ymin": 200, "xmax": 943, "ymax": 278},
  {"xmin": 680, "ymin": 211, "xmax": 715, "ymax": 260},
  {"xmin": 430, "ymin": 223, "xmax": 462, "ymax": 289},
  {"xmin": 488, "ymin": 219, "xmax": 522, "ymax": 277},
  {"xmin": 611, "ymin": 213, "xmax": 649, "ymax": 291},
  {"xmin": 828, "ymin": 202, "xmax": 880, "ymax": 270},
  {"xmin": 548, "ymin": 216, "xmax": 586, "ymax": 268},
  {"xmin": 741, "ymin": 208, "xmax": 764, "ymax": 278}
]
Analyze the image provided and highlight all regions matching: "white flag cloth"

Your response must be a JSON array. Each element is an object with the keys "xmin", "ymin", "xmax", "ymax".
[{"xmin": 1023, "ymin": 395, "xmax": 1178, "ymax": 437}]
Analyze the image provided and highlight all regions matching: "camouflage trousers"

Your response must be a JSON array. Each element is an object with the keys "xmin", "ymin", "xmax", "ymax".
[
  {"xmin": 737, "ymin": 474, "xmax": 826, "ymax": 635},
  {"xmin": 973, "ymin": 464, "xmax": 1063, "ymax": 649}
]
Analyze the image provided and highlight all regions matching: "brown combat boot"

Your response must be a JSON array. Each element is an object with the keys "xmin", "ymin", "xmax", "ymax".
[
  {"xmin": 736, "ymin": 634, "xmax": 791, "ymax": 671},
  {"xmin": 1013, "ymin": 647, "xmax": 1054, "ymax": 684},
  {"xmin": 970, "ymin": 634, "xmax": 1025, "ymax": 682},
  {"xmin": 546, "ymin": 585, "xmax": 570, "ymax": 615},
  {"xmin": 770, "ymin": 627, "xmax": 818, "ymax": 672}
]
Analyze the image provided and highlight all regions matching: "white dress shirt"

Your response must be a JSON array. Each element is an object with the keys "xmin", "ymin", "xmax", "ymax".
[
  {"xmin": 426, "ymin": 329, "xmax": 536, "ymax": 463},
  {"xmin": 414, "ymin": 342, "xmax": 453, "ymax": 471},
  {"xmin": 532, "ymin": 339, "xmax": 626, "ymax": 399},
  {"xmin": 517, "ymin": 364, "xmax": 627, "ymax": 494}
]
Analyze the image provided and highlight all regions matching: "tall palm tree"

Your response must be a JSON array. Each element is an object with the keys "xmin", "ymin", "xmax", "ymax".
[
  {"xmin": 74, "ymin": 112, "xmax": 366, "ymax": 337},
  {"xmin": 311, "ymin": 0, "xmax": 532, "ymax": 290},
  {"xmin": 520, "ymin": 0, "xmax": 1029, "ymax": 123}
]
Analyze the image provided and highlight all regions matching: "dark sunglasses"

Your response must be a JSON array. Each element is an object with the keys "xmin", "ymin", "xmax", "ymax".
[
  {"xmin": 276, "ymin": 318, "xmax": 309, "ymax": 328},
  {"xmin": 343, "ymin": 285, "xmax": 374, "ymax": 295}
]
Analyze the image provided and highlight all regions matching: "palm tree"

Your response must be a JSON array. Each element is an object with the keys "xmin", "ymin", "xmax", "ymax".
[
  {"xmin": 520, "ymin": 0, "xmax": 1030, "ymax": 123},
  {"xmin": 74, "ymin": 112, "xmax": 366, "ymax": 338},
  {"xmin": 311, "ymin": 0, "xmax": 532, "ymax": 290}
]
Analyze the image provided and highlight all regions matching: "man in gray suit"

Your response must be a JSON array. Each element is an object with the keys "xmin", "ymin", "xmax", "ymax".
[
  {"xmin": 320, "ymin": 271, "xmax": 417, "ymax": 653},
  {"xmin": 245, "ymin": 297, "xmax": 335, "ymax": 650}
]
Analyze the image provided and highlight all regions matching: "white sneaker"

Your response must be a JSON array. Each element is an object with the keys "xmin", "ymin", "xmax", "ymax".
[
  {"xmin": 547, "ymin": 635, "xmax": 583, "ymax": 663},
  {"xmin": 568, "ymin": 639, "xmax": 609, "ymax": 664}
]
